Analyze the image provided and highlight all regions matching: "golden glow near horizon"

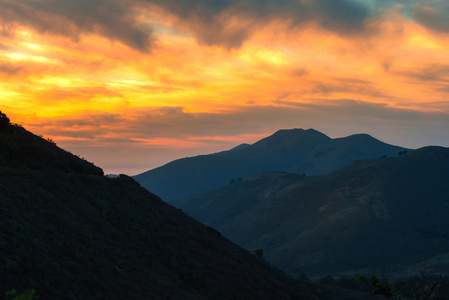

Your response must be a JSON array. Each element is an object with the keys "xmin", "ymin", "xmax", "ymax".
[{"xmin": 1, "ymin": 0, "xmax": 449, "ymax": 174}]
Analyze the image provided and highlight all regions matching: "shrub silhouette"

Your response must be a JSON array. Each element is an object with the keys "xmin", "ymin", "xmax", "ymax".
[
  {"xmin": 357, "ymin": 274, "xmax": 393, "ymax": 298},
  {"xmin": 5, "ymin": 289, "xmax": 37, "ymax": 300},
  {"xmin": 0, "ymin": 111, "xmax": 10, "ymax": 129}
]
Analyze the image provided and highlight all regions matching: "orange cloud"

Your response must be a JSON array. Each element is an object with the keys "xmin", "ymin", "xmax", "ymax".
[{"xmin": 1, "ymin": 0, "xmax": 449, "ymax": 174}]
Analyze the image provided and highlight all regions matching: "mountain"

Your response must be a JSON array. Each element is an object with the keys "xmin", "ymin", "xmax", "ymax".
[
  {"xmin": 171, "ymin": 146, "xmax": 449, "ymax": 277},
  {"xmin": 0, "ymin": 113, "xmax": 324, "ymax": 299},
  {"xmin": 134, "ymin": 128, "xmax": 408, "ymax": 200}
]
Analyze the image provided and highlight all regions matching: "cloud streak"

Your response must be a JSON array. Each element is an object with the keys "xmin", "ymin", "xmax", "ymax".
[
  {"xmin": 413, "ymin": 3, "xmax": 449, "ymax": 34},
  {"xmin": 1, "ymin": 0, "xmax": 449, "ymax": 174},
  {"xmin": 18, "ymin": 102, "xmax": 448, "ymax": 174},
  {"xmin": 26, "ymin": 101, "xmax": 449, "ymax": 148},
  {"xmin": 0, "ymin": 62, "xmax": 22, "ymax": 75}
]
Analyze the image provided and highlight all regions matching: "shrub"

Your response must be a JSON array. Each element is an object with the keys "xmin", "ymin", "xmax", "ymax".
[{"xmin": 0, "ymin": 111, "xmax": 11, "ymax": 129}]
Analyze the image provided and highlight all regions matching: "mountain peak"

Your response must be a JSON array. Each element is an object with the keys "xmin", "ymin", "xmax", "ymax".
[
  {"xmin": 135, "ymin": 127, "xmax": 407, "ymax": 200},
  {"xmin": 272, "ymin": 128, "xmax": 329, "ymax": 137},
  {"xmin": 345, "ymin": 133, "xmax": 380, "ymax": 141},
  {"xmin": 274, "ymin": 128, "xmax": 305, "ymax": 133},
  {"xmin": 253, "ymin": 128, "xmax": 331, "ymax": 149},
  {"xmin": 229, "ymin": 143, "xmax": 251, "ymax": 152}
]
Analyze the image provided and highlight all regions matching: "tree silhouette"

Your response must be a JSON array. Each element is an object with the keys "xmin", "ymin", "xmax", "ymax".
[{"xmin": 0, "ymin": 111, "xmax": 11, "ymax": 129}]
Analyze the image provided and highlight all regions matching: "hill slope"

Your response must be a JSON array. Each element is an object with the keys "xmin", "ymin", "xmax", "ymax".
[
  {"xmin": 172, "ymin": 147, "xmax": 449, "ymax": 277},
  {"xmin": 134, "ymin": 128, "xmax": 407, "ymax": 200},
  {"xmin": 0, "ymin": 120, "xmax": 103, "ymax": 176},
  {"xmin": 0, "ymin": 113, "xmax": 320, "ymax": 299}
]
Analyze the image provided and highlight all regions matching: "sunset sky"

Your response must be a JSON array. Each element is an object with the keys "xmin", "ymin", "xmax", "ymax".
[{"xmin": 1, "ymin": 0, "xmax": 449, "ymax": 175}]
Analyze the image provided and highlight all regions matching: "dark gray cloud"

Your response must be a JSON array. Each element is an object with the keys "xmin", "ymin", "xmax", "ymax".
[
  {"xmin": 0, "ymin": 0, "xmax": 155, "ymax": 51},
  {"xmin": 0, "ymin": 63, "xmax": 22, "ymax": 75},
  {"xmin": 275, "ymin": 99, "xmax": 423, "ymax": 121},
  {"xmin": 148, "ymin": 0, "xmax": 233, "ymax": 19},
  {"xmin": 148, "ymin": 0, "xmax": 370, "ymax": 48},
  {"xmin": 4, "ymin": 0, "xmax": 447, "ymax": 51},
  {"xmin": 310, "ymin": 0, "xmax": 368, "ymax": 32},
  {"xmin": 144, "ymin": 0, "xmax": 255, "ymax": 48},
  {"xmin": 413, "ymin": 3, "xmax": 449, "ymax": 33},
  {"xmin": 0, "ymin": 0, "xmax": 371, "ymax": 50},
  {"xmin": 437, "ymin": 85, "xmax": 449, "ymax": 94},
  {"xmin": 310, "ymin": 78, "xmax": 391, "ymax": 99},
  {"xmin": 290, "ymin": 68, "xmax": 309, "ymax": 77},
  {"xmin": 398, "ymin": 64, "xmax": 449, "ymax": 96},
  {"xmin": 402, "ymin": 64, "xmax": 449, "ymax": 83}
]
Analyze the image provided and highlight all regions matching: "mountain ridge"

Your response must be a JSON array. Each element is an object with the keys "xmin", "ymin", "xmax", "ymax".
[
  {"xmin": 171, "ymin": 146, "xmax": 449, "ymax": 277},
  {"xmin": 0, "ymin": 121, "xmax": 103, "ymax": 176},
  {"xmin": 134, "ymin": 128, "xmax": 408, "ymax": 200}
]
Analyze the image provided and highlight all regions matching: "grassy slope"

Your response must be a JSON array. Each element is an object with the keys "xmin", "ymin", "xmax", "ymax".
[{"xmin": 0, "ymin": 121, "xmax": 319, "ymax": 299}]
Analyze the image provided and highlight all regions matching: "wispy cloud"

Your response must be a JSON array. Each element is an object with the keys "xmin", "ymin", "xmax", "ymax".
[
  {"xmin": 413, "ymin": 3, "xmax": 449, "ymax": 34},
  {"xmin": 0, "ymin": 62, "xmax": 22, "ymax": 75},
  {"xmin": 1, "ymin": 0, "xmax": 449, "ymax": 174}
]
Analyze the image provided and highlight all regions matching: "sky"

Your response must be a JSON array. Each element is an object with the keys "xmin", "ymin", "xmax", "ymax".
[{"xmin": 1, "ymin": 0, "xmax": 449, "ymax": 175}]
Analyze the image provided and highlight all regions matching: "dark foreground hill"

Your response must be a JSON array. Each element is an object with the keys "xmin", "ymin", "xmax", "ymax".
[
  {"xmin": 172, "ymin": 147, "xmax": 449, "ymax": 277},
  {"xmin": 0, "ymin": 113, "xmax": 327, "ymax": 299},
  {"xmin": 134, "ymin": 128, "xmax": 407, "ymax": 200}
]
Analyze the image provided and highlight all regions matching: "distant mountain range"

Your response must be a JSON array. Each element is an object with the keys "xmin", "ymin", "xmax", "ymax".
[
  {"xmin": 0, "ymin": 113, "xmax": 328, "ymax": 299},
  {"xmin": 134, "ymin": 128, "xmax": 408, "ymax": 200},
  {"xmin": 171, "ymin": 146, "xmax": 449, "ymax": 277}
]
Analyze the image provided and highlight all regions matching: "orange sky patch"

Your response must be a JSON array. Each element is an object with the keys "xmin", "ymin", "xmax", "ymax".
[{"xmin": 1, "ymin": 0, "xmax": 449, "ymax": 174}]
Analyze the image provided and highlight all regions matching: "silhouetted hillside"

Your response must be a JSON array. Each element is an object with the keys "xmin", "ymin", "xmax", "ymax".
[
  {"xmin": 134, "ymin": 128, "xmax": 407, "ymax": 200},
  {"xmin": 0, "ymin": 115, "xmax": 103, "ymax": 176},
  {"xmin": 172, "ymin": 146, "xmax": 449, "ymax": 277},
  {"xmin": 0, "ymin": 113, "xmax": 323, "ymax": 299}
]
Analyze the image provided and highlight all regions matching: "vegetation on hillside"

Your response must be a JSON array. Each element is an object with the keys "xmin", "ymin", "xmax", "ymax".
[
  {"xmin": 172, "ymin": 147, "xmax": 449, "ymax": 277},
  {"xmin": 0, "ymin": 111, "xmax": 10, "ymax": 128},
  {"xmin": 317, "ymin": 270, "xmax": 449, "ymax": 300},
  {"xmin": 0, "ymin": 113, "xmax": 103, "ymax": 176},
  {"xmin": 1, "ymin": 111, "xmax": 322, "ymax": 299}
]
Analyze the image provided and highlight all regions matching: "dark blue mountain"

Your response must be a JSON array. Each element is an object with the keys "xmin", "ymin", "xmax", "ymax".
[
  {"xmin": 134, "ymin": 128, "xmax": 408, "ymax": 200},
  {"xmin": 171, "ymin": 146, "xmax": 449, "ymax": 277}
]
